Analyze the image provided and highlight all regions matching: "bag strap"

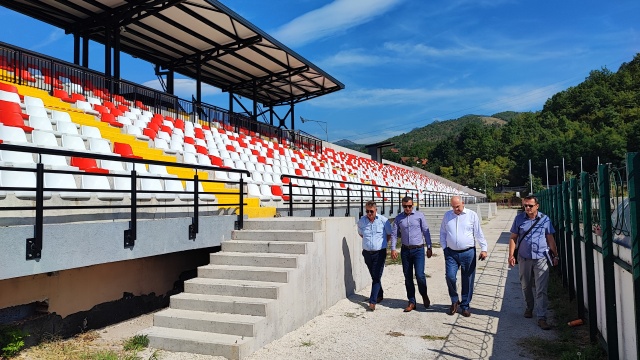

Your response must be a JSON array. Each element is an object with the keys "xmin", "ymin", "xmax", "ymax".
[{"xmin": 516, "ymin": 215, "xmax": 542, "ymax": 249}]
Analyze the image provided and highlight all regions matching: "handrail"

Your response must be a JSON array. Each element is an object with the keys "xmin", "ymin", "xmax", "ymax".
[
  {"xmin": 0, "ymin": 40, "xmax": 323, "ymax": 153},
  {"xmin": 278, "ymin": 173, "xmax": 469, "ymax": 217},
  {"xmin": 0, "ymin": 143, "xmax": 250, "ymax": 260}
]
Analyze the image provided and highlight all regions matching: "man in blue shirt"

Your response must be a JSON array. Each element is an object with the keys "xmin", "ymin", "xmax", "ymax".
[
  {"xmin": 508, "ymin": 195, "xmax": 559, "ymax": 330},
  {"xmin": 391, "ymin": 196, "xmax": 432, "ymax": 312},
  {"xmin": 440, "ymin": 196, "xmax": 488, "ymax": 317},
  {"xmin": 358, "ymin": 200, "xmax": 392, "ymax": 311}
]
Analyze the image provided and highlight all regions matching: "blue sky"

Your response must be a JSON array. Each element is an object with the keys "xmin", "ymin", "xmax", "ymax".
[{"xmin": 1, "ymin": 0, "xmax": 639, "ymax": 144}]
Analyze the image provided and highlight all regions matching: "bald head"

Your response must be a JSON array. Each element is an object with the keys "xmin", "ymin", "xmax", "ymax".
[{"xmin": 451, "ymin": 196, "xmax": 464, "ymax": 215}]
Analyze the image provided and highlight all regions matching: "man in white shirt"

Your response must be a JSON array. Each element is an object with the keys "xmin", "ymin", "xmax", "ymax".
[{"xmin": 439, "ymin": 196, "xmax": 488, "ymax": 317}]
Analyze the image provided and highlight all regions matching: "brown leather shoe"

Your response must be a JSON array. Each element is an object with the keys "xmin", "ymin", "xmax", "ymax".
[
  {"xmin": 403, "ymin": 302, "xmax": 416, "ymax": 312},
  {"xmin": 538, "ymin": 319, "xmax": 551, "ymax": 330},
  {"xmin": 422, "ymin": 295, "xmax": 431, "ymax": 309},
  {"xmin": 368, "ymin": 303, "xmax": 376, "ymax": 311},
  {"xmin": 524, "ymin": 309, "xmax": 533, "ymax": 318},
  {"xmin": 448, "ymin": 301, "xmax": 459, "ymax": 316},
  {"xmin": 462, "ymin": 309, "xmax": 471, "ymax": 317}
]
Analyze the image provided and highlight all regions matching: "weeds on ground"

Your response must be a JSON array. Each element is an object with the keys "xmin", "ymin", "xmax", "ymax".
[
  {"xmin": 15, "ymin": 332, "xmax": 153, "ymax": 360},
  {"xmin": 421, "ymin": 334, "xmax": 448, "ymax": 341},
  {"xmin": 300, "ymin": 340, "xmax": 313, "ymax": 347},
  {"xmin": 387, "ymin": 331, "xmax": 404, "ymax": 337},
  {"xmin": 123, "ymin": 335, "xmax": 149, "ymax": 352},
  {"xmin": 0, "ymin": 326, "xmax": 27, "ymax": 358},
  {"xmin": 519, "ymin": 271, "xmax": 606, "ymax": 360}
]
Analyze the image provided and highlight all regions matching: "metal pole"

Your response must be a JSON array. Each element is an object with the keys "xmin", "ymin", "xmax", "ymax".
[
  {"xmin": 546, "ymin": 158, "xmax": 549, "ymax": 189},
  {"xmin": 563, "ymin": 157, "xmax": 566, "ymax": 182},
  {"xmin": 529, "ymin": 159, "xmax": 533, "ymax": 194}
]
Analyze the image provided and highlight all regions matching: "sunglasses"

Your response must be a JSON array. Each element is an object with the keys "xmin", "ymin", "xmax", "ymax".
[
  {"xmin": 365, "ymin": 210, "xmax": 375, "ymax": 214},
  {"xmin": 402, "ymin": 205, "xmax": 413, "ymax": 208},
  {"xmin": 523, "ymin": 204, "xmax": 537, "ymax": 208}
]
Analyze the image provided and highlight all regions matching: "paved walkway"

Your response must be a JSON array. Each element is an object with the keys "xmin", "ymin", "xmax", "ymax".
[{"xmin": 244, "ymin": 208, "xmax": 557, "ymax": 360}]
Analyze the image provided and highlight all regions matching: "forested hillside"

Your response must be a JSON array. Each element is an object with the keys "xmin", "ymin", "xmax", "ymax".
[{"xmin": 380, "ymin": 53, "xmax": 640, "ymax": 197}]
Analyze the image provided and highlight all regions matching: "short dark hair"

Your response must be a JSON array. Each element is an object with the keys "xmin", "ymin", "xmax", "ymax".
[
  {"xmin": 365, "ymin": 200, "xmax": 377, "ymax": 208},
  {"xmin": 401, "ymin": 196, "xmax": 413, "ymax": 203},
  {"xmin": 523, "ymin": 195, "xmax": 538, "ymax": 204}
]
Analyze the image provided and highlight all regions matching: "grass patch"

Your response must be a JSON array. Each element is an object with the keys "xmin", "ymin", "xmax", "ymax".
[
  {"xmin": 16, "ymin": 331, "xmax": 153, "ymax": 360},
  {"xmin": 123, "ymin": 334, "xmax": 149, "ymax": 352},
  {"xmin": 518, "ymin": 271, "xmax": 606, "ymax": 360},
  {"xmin": 344, "ymin": 312, "xmax": 358, "ymax": 318},
  {"xmin": 300, "ymin": 340, "xmax": 313, "ymax": 347},
  {"xmin": 387, "ymin": 331, "xmax": 404, "ymax": 337},
  {"xmin": 421, "ymin": 334, "xmax": 448, "ymax": 341}
]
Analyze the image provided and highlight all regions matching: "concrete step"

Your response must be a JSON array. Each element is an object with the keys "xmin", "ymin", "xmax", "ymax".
[
  {"xmin": 198, "ymin": 264, "xmax": 291, "ymax": 283},
  {"xmin": 154, "ymin": 308, "xmax": 264, "ymax": 337},
  {"xmin": 243, "ymin": 218, "xmax": 324, "ymax": 231},
  {"xmin": 222, "ymin": 240, "xmax": 308, "ymax": 254},
  {"xmin": 209, "ymin": 251, "xmax": 298, "ymax": 268},
  {"xmin": 232, "ymin": 229, "xmax": 317, "ymax": 242},
  {"xmin": 185, "ymin": 277, "xmax": 283, "ymax": 299},
  {"xmin": 146, "ymin": 326, "xmax": 252, "ymax": 360},
  {"xmin": 170, "ymin": 292, "xmax": 273, "ymax": 317}
]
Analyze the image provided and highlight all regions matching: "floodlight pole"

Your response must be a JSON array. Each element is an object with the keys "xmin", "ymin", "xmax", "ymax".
[{"xmin": 300, "ymin": 116, "xmax": 328, "ymax": 142}]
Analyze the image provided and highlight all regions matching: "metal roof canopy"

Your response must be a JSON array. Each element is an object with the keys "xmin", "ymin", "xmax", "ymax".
[{"xmin": 4, "ymin": 0, "xmax": 344, "ymax": 107}]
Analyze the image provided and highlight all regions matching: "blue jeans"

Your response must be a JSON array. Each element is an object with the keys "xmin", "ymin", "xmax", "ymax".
[
  {"xmin": 401, "ymin": 246, "xmax": 427, "ymax": 304},
  {"xmin": 362, "ymin": 249, "xmax": 387, "ymax": 304},
  {"xmin": 444, "ymin": 247, "xmax": 476, "ymax": 310}
]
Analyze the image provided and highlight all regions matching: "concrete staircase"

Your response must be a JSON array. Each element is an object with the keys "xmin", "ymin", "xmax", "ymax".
[{"xmin": 146, "ymin": 218, "xmax": 335, "ymax": 359}]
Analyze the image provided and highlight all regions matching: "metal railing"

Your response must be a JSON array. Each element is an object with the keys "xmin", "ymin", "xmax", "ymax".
[
  {"xmin": 537, "ymin": 153, "xmax": 640, "ymax": 359},
  {"xmin": 0, "ymin": 143, "xmax": 250, "ymax": 260},
  {"xmin": 0, "ymin": 40, "xmax": 322, "ymax": 153}
]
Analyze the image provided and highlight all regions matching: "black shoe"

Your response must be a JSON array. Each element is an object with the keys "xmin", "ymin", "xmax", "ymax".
[
  {"xmin": 376, "ymin": 295, "xmax": 383, "ymax": 303},
  {"xmin": 422, "ymin": 295, "xmax": 431, "ymax": 309}
]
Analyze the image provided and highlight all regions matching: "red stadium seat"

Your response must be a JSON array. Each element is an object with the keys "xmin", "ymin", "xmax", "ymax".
[
  {"xmin": 113, "ymin": 142, "xmax": 142, "ymax": 159},
  {"xmin": 0, "ymin": 82, "xmax": 18, "ymax": 93},
  {"xmin": 142, "ymin": 128, "xmax": 156, "ymax": 140},
  {"xmin": 70, "ymin": 157, "xmax": 109, "ymax": 174},
  {"xmin": 0, "ymin": 112, "xmax": 34, "ymax": 133},
  {"xmin": 53, "ymin": 89, "xmax": 74, "ymax": 102},
  {"xmin": 134, "ymin": 100, "xmax": 148, "ymax": 111}
]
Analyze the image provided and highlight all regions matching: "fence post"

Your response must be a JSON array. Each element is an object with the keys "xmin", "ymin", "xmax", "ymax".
[
  {"xmin": 598, "ymin": 164, "xmax": 619, "ymax": 359},
  {"xmin": 563, "ymin": 181, "xmax": 575, "ymax": 300},
  {"xmin": 555, "ymin": 185, "xmax": 568, "ymax": 288},
  {"xmin": 238, "ymin": 176, "xmax": 244, "ymax": 230},
  {"xmin": 626, "ymin": 152, "xmax": 640, "ymax": 356},
  {"xmin": 570, "ymin": 178, "xmax": 584, "ymax": 315},
  {"xmin": 580, "ymin": 172, "xmax": 598, "ymax": 343},
  {"xmin": 311, "ymin": 183, "xmax": 316, "ymax": 217}
]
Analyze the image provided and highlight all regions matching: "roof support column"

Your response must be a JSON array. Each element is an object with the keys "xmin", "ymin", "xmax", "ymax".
[
  {"xmin": 73, "ymin": 34, "xmax": 80, "ymax": 65},
  {"xmin": 82, "ymin": 37, "xmax": 89, "ymax": 68},
  {"xmin": 114, "ymin": 29, "xmax": 121, "ymax": 82},
  {"xmin": 104, "ymin": 27, "xmax": 112, "ymax": 94},
  {"xmin": 196, "ymin": 61, "xmax": 202, "ymax": 122},
  {"xmin": 290, "ymin": 102, "xmax": 295, "ymax": 132},
  {"xmin": 166, "ymin": 70, "xmax": 174, "ymax": 94},
  {"xmin": 252, "ymin": 81, "xmax": 258, "ymax": 123},
  {"xmin": 269, "ymin": 107, "xmax": 274, "ymax": 126}
]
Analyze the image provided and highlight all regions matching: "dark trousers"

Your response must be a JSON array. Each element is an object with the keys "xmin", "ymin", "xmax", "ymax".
[
  {"xmin": 401, "ymin": 247, "xmax": 427, "ymax": 304},
  {"xmin": 362, "ymin": 248, "xmax": 387, "ymax": 304}
]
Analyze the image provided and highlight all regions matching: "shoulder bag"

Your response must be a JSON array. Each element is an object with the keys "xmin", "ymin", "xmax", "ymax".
[{"xmin": 513, "ymin": 216, "xmax": 541, "ymax": 264}]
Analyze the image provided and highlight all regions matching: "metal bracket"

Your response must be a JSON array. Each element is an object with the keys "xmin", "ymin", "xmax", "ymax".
[
  {"xmin": 234, "ymin": 220, "xmax": 239, "ymax": 230},
  {"xmin": 26, "ymin": 237, "xmax": 41, "ymax": 260},
  {"xmin": 188, "ymin": 224, "xmax": 197, "ymax": 240},
  {"xmin": 124, "ymin": 229, "xmax": 135, "ymax": 248}
]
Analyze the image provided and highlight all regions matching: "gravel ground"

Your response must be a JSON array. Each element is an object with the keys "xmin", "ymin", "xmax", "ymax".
[{"xmin": 71, "ymin": 209, "xmax": 558, "ymax": 360}]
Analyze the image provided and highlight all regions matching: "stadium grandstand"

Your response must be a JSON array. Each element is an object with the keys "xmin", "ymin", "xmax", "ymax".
[{"xmin": 0, "ymin": 1, "xmax": 489, "ymax": 358}]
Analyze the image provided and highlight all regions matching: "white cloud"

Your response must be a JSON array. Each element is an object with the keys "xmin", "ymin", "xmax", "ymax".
[
  {"xmin": 141, "ymin": 78, "xmax": 221, "ymax": 99},
  {"xmin": 320, "ymin": 49, "xmax": 391, "ymax": 67},
  {"xmin": 272, "ymin": 0, "xmax": 404, "ymax": 47},
  {"xmin": 31, "ymin": 29, "xmax": 65, "ymax": 50},
  {"xmin": 310, "ymin": 87, "xmax": 487, "ymax": 109}
]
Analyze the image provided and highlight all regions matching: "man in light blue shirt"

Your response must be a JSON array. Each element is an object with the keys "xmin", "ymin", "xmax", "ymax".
[
  {"xmin": 440, "ymin": 196, "xmax": 487, "ymax": 317},
  {"xmin": 358, "ymin": 200, "xmax": 392, "ymax": 311},
  {"xmin": 391, "ymin": 196, "xmax": 433, "ymax": 312}
]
